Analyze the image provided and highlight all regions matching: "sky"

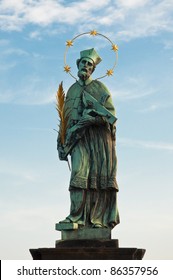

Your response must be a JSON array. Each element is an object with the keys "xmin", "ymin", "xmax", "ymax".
[{"xmin": 0, "ymin": 0, "xmax": 173, "ymax": 260}]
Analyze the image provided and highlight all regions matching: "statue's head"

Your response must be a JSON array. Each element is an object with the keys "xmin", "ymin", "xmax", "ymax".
[{"xmin": 76, "ymin": 48, "xmax": 102, "ymax": 81}]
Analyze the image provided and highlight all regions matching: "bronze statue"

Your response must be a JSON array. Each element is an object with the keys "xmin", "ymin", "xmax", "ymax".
[{"xmin": 57, "ymin": 48, "xmax": 119, "ymax": 229}]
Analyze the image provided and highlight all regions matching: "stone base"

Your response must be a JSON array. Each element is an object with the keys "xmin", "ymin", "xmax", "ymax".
[
  {"xmin": 56, "ymin": 222, "xmax": 78, "ymax": 231},
  {"xmin": 55, "ymin": 239, "xmax": 119, "ymax": 248},
  {"xmin": 56, "ymin": 225, "xmax": 111, "ymax": 240},
  {"xmin": 30, "ymin": 239, "xmax": 145, "ymax": 260}
]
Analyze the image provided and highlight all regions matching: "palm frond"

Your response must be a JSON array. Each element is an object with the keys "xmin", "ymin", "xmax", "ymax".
[{"xmin": 56, "ymin": 82, "xmax": 68, "ymax": 145}]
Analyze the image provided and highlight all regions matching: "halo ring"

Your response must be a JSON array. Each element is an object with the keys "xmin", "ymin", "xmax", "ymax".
[{"xmin": 64, "ymin": 30, "xmax": 118, "ymax": 80}]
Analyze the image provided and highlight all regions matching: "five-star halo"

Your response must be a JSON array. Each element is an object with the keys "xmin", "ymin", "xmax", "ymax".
[{"xmin": 64, "ymin": 30, "xmax": 118, "ymax": 80}]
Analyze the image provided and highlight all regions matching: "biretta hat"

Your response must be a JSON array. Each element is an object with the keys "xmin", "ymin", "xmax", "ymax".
[{"xmin": 80, "ymin": 48, "xmax": 102, "ymax": 65}]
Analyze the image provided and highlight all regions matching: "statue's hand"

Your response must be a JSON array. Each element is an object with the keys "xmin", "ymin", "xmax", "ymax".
[
  {"xmin": 77, "ymin": 114, "xmax": 95, "ymax": 126},
  {"xmin": 57, "ymin": 145, "xmax": 67, "ymax": 161},
  {"xmin": 64, "ymin": 114, "xmax": 96, "ymax": 146},
  {"xmin": 65, "ymin": 116, "xmax": 93, "ymax": 142},
  {"xmin": 65, "ymin": 125, "xmax": 82, "ymax": 145}
]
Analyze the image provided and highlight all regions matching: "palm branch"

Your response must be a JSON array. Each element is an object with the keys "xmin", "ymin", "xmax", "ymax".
[{"xmin": 56, "ymin": 81, "xmax": 68, "ymax": 145}]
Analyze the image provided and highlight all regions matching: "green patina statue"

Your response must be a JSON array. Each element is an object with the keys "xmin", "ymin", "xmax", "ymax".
[{"xmin": 57, "ymin": 48, "xmax": 120, "ymax": 229}]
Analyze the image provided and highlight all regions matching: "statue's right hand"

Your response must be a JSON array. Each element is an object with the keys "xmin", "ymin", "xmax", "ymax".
[
  {"xmin": 65, "ymin": 124, "xmax": 80, "ymax": 143},
  {"xmin": 58, "ymin": 146, "xmax": 67, "ymax": 161}
]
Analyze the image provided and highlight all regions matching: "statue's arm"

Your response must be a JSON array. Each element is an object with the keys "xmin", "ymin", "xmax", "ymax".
[{"xmin": 57, "ymin": 131, "xmax": 68, "ymax": 161}]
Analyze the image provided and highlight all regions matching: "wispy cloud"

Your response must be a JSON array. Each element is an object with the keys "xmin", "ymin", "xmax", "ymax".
[
  {"xmin": 12, "ymin": 77, "xmax": 56, "ymax": 105},
  {"xmin": 0, "ymin": 39, "xmax": 9, "ymax": 46},
  {"xmin": 2, "ymin": 48, "xmax": 29, "ymax": 56},
  {"xmin": 0, "ymin": 161, "xmax": 38, "ymax": 187},
  {"xmin": 0, "ymin": 91, "xmax": 13, "ymax": 103},
  {"xmin": 114, "ymin": 87, "xmax": 155, "ymax": 101},
  {"xmin": 163, "ymin": 39, "xmax": 173, "ymax": 50},
  {"xmin": 115, "ymin": 0, "xmax": 173, "ymax": 41},
  {"xmin": 111, "ymin": 76, "xmax": 156, "ymax": 101},
  {"xmin": 0, "ymin": 61, "xmax": 16, "ymax": 71},
  {"xmin": 29, "ymin": 30, "xmax": 42, "ymax": 40},
  {"xmin": 0, "ymin": 1, "xmax": 173, "ymax": 41},
  {"xmin": 0, "ymin": 41, "xmax": 57, "ymax": 105},
  {"xmin": 138, "ymin": 102, "xmax": 173, "ymax": 113},
  {"xmin": 0, "ymin": 80, "xmax": 55, "ymax": 105},
  {"xmin": 118, "ymin": 137, "xmax": 173, "ymax": 152}
]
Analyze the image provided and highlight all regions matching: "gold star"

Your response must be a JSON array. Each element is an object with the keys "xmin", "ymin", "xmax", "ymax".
[
  {"xmin": 112, "ymin": 44, "xmax": 118, "ymax": 52},
  {"xmin": 90, "ymin": 30, "xmax": 98, "ymax": 36},
  {"xmin": 64, "ymin": 65, "xmax": 71, "ymax": 73},
  {"xmin": 106, "ymin": 69, "xmax": 114, "ymax": 76},
  {"xmin": 66, "ymin": 40, "xmax": 73, "ymax": 47}
]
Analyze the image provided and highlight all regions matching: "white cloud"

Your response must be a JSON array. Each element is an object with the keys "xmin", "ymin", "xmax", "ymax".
[
  {"xmin": 118, "ymin": 137, "xmax": 173, "ymax": 152},
  {"xmin": 0, "ymin": 14, "xmax": 24, "ymax": 31},
  {"xmin": 0, "ymin": 0, "xmax": 25, "ymax": 12},
  {"xmin": 116, "ymin": 0, "xmax": 150, "ymax": 9},
  {"xmin": 29, "ymin": 30, "xmax": 42, "ymax": 40},
  {"xmin": 0, "ymin": 0, "xmax": 111, "ymax": 29},
  {"xmin": 0, "ymin": 1, "xmax": 173, "ymax": 41}
]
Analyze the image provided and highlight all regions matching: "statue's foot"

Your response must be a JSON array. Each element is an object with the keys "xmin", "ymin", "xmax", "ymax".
[
  {"xmin": 92, "ymin": 223, "xmax": 102, "ymax": 228},
  {"xmin": 59, "ymin": 218, "xmax": 71, "ymax": 223},
  {"xmin": 109, "ymin": 222, "xmax": 116, "ymax": 229}
]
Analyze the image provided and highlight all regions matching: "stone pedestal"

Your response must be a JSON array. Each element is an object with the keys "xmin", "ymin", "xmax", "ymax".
[
  {"xmin": 56, "ymin": 222, "xmax": 111, "ymax": 240},
  {"xmin": 30, "ymin": 222, "xmax": 146, "ymax": 260},
  {"xmin": 30, "ymin": 240, "xmax": 145, "ymax": 260}
]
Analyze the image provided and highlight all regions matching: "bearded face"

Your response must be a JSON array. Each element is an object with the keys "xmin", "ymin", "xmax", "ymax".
[{"xmin": 77, "ymin": 58, "xmax": 95, "ymax": 81}]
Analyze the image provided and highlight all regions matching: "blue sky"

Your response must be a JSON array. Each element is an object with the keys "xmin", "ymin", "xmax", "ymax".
[{"xmin": 0, "ymin": 0, "xmax": 173, "ymax": 260}]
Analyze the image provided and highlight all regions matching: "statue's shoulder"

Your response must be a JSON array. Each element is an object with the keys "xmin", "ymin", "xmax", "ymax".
[
  {"xmin": 68, "ymin": 82, "xmax": 78, "ymax": 91},
  {"xmin": 93, "ymin": 80, "xmax": 110, "ymax": 94},
  {"xmin": 91, "ymin": 80, "xmax": 111, "ymax": 104},
  {"xmin": 65, "ymin": 82, "xmax": 81, "ymax": 100}
]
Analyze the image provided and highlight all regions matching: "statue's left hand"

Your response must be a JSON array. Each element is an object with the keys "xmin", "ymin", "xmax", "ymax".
[
  {"xmin": 77, "ymin": 114, "xmax": 95, "ymax": 126},
  {"xmin": 65, "ymin": 115, "xmax": 94, "ymax": 145}
]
